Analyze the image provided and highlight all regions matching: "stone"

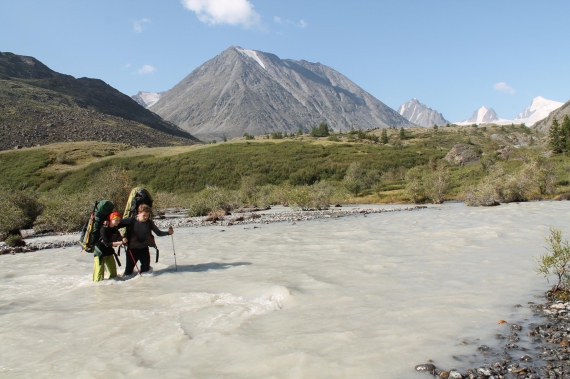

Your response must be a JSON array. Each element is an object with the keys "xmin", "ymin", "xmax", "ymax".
[
  {"xmin": 415, "ymin": 364, "xmax": 437, "ymax": 374},
  {"xmin": 444, "ymin": 144, "xmax": 480, "ymax": 166}
]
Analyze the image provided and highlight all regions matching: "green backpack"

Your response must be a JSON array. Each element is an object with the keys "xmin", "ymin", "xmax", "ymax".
[{"xmin": 79, "ymin": 200, "xmax": 115, "ymax": 253}]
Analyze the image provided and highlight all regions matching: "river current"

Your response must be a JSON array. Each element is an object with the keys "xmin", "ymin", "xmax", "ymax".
[{"xmin": 1, "ymin": 202, "xmax": 567, "ymax": 378}]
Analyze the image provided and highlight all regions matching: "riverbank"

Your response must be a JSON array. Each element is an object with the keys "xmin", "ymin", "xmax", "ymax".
[{"xmin": 415, "ymin": 295, "xmax": 570, "ymax": 379}]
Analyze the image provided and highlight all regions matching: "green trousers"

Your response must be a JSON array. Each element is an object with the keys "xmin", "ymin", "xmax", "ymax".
[{"xmin": 93, "ymin": 255, "xmax": 117, "ymax": 282}]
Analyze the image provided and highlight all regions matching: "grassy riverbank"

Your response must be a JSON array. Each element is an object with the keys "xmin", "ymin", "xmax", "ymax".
[{"xmin": 2, "ymin": 123, "xmax": 570, "ymax": 239}]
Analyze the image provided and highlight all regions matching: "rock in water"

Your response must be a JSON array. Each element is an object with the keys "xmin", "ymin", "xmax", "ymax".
[{"xmin": 415, "ymin": 363, "xmax": 436, "ymax": 374}]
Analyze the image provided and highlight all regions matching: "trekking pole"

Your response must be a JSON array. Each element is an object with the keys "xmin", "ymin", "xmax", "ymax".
[
  {"xmin": 170, "ymin": 231, "xmax": 178, "ymax": 272},
  {"xmin": 124, "ymin": 244, "xmax": 141, "ymax": 277}
]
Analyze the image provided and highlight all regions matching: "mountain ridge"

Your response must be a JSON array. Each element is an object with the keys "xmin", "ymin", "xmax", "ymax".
[{"xmin": 0, "ymin": 51, "xmax": 199, "ymax": 150}]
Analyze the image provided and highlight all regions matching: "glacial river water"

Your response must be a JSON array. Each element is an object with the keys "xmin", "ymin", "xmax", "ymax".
[{"xmin": 1, "ymin": 202, "xmax": 568, "ymax": 378}]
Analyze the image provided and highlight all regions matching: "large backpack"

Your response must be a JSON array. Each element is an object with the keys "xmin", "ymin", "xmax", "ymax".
[
  {"xmin": 122, "ymin": 187, "xmax": 160, "ymax": 263},
  {"xmin": 79, "ymin": 200, "xmax": 115, "ymax": 253},
  {"xmin": 123, "ymin": 187, "xmax": 153, "ymax": 219}
]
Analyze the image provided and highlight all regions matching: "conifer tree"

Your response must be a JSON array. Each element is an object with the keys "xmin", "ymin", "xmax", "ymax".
[
  {"xmin": 399, "ymin": 127, "xmax": 406, "ymax": 139},
  {"xmin": 381, "ymin": 128, "xmax": 388, "ymax": 144},
  {"xmin": 549, "ymin": 118, "xmax": 562, "ymax": 154},
  {"xmin": 561, "ymin": 115, "xmax": 570, "ymax": 152}
]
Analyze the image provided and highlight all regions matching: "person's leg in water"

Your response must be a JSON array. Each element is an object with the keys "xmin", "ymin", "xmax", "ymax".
[
  {"xmin": 123, "ymin": 249, "xmax": 135, "ymax": 276},
  {"xmin": 104, "ymin": 255, "xmax": 117, "ymax": 279},
  {"xmin": 135, "ymin": 247, "xmax": 151, "ymax": 272},
  {"xmin": 93, "ymin": 256, "xmax": 104, "ymax": 282}
]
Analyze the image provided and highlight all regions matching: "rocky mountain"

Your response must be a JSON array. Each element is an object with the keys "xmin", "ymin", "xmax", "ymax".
[
  {"xmin": 150, "ymin": 46, "xmax": 411, "ymax": 141},
  {"xmin": 397, "ymin": 98, "xmax": 449, "ymax": 127},
  {"xmin": 455, "ymin": 106, "xmax": 507, "ymax": 126},
  {"xmin": 535, "ymin": 99, "xmax": 570, "ymax": 133},
  {"xmin": 132, "ymin": 91, "xmax": 164, "ymax": 108},
  {"xmin": 0, "ymin": 52, "xmax": 199, "ymax": 150}
]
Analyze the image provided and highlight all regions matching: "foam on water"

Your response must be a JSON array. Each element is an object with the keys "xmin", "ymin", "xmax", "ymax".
[{"xmin": 0, "ymin": 202, "xmax": 568, "ymax": 378}]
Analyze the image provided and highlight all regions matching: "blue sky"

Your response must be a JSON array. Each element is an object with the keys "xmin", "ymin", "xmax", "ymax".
[{"xmin": 1, "ymin": 0, "xmax": 569, "ymax": 122}]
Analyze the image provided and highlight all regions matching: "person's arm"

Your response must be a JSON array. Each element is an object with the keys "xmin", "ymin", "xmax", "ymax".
[
  {"xmin": 100, "ymin": 226, "xmax": 114, "ymax": 248},
  {"xmin": 118, "ymin": 218, "xmax": 133, "ymax": 244},
  {"xmin": 150, "ymin": 220, "xmax": 173, "ymax": 237}
]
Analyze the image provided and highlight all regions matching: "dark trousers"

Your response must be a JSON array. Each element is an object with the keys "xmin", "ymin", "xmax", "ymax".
[{"xmin": 124, "ymin": 247, "xmax": 151, "ymax": 275}]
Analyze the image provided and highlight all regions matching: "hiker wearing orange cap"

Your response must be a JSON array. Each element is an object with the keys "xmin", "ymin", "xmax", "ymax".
[{"xmin": 92, "ymin": 211, "xmax": 125, "ymax": 282}]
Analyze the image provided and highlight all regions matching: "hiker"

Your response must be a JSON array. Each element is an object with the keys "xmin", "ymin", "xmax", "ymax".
[
  {"xmin": 93, "ymin": 211, "xmax": 124, "ymax": 282},
  {"xmin": 121, "ymin": 204, "xmax": 173, "ymax": 275}
]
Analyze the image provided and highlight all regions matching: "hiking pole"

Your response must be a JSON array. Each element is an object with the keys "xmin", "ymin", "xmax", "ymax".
[{"xmin": 170, "ymin": 232, "xmax": 178, "ymax": 272}]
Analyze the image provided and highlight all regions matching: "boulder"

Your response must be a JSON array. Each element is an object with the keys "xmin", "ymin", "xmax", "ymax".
[{"xmin": 444, "ymin": 144, "xmax": 480, "ymax": 166}]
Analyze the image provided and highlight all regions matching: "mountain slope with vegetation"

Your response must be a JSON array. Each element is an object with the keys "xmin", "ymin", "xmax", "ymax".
[{"xmin": 0, "ymin": 52, "xmax": 200, "ymax": 150}]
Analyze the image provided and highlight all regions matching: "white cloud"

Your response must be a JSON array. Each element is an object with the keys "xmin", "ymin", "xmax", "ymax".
[
  {"xmin": 181, "ymin": 0, "xmax": 261, "ymax": 28},
  {"xmin": 133, "ymin": 18, "xmax": 151, "ymax": 33},
  {"xmin": 136, "ymin": 65, "xmax": 157, "ymax": 75},
  {"xmin": 124, "ymin": 63, "xmax": 131, "ymax": 69},
  {"xmin": 493, "ymin": 82, "xmax": 516, "ymax": 95},
  {"xmin": 273, "ymin": 16, "xmax": 307, "ymax": 28}
]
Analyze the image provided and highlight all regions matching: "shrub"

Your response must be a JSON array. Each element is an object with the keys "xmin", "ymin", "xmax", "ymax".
[
  {"xmin": 343, "ymin": 162, "xmax": 378, "ymax": 197},
  {"xmin": 187, "ymin": 186, "xmax": 240, "ymax": 217},
  {"xmin": 288, "ymin": 181, "xmax": 336, "ymax": 210},
  {"xmin": 405, "ymin": 166, "xmax": 426, "ymax": 204},
  {"xmin": 424, "ymin": 163, "xmax": 451, "ymax": 204},
  {"xmin": 204, "ymin": 209, "xmax": 227, "ymax": 222},
  {"xmin": 5, "ymin": 234, "xmax": 24, "ymax": 247},
  {"xmin": 536, "ymin": 227, "xmax": 570, "ymax": 298},
  {"xmin": 34, "ymin": 192, "xmax": 91, "ymax": 233},
  {"xmin": 0, "ymin": 196, "xmax": 26, "ymax": 241},
  {"xmin": 310, "ymin": 122, "xmax": 330, "ymax": 137},
  {"xmin": 88, "ymin": 166, "xmax": 131, "ymax": 211}
]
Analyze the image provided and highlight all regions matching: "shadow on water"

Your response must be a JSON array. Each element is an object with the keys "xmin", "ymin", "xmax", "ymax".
[{"xmin": 154, "ymin": 262, "xmax": 252, "ymax": 276}]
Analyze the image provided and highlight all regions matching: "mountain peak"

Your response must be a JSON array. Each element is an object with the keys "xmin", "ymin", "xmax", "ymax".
[
  {"xmin": 150, "ymin": 46, "xmax": 410, "ymax": 140},
  {"xmin": 398, "ymin": 98, "xmax": 448, "ymax": 127}
]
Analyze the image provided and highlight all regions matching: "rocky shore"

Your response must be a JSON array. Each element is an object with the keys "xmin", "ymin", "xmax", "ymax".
[
  {"xmin": 415, "ymin": 297, "xmax": 570, "ymax": 379},
  {"xmin": 152, "ymin": 205, "xmax": 428, "ymax": 229},
  {"xmin": 0, "ymin": 206, "xmax": 427, "ymax": 255}
]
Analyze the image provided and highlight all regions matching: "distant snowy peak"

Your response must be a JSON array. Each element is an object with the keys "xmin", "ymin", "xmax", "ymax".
[
  {"xmin": 455, "ymin": 96, "xmax": 564, "ymax": 126},
  {"xmin": 397, "ymin": 98, "xmax": 449, "ymax": 127},
  {"xmin": 513, "ymin": 96, "xmax": 563, "ymax": 125},
  {"xmin": 456, "ymin": 106, "xmax": 508, "ymax": 125},
  {"xmin": 132, "ymin": 91, "xmax": 164, "ymax": 109}
]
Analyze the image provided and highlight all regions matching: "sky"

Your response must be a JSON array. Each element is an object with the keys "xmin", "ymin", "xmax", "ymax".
[{"xmin": 1, "ymin": 0, "xmax": 569, "ymax": 123}]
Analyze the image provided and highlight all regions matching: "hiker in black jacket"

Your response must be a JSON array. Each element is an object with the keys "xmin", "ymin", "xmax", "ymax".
[
  {"xmin": 121, "ymin": 204, "xmax": 173, "ymax": 275},
  {"xmin": 93, "ymin": 211, "xmax": 125, "ymax": 282}
]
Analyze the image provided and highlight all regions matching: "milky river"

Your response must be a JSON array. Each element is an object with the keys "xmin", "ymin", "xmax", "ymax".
[{"xmin": 1, "ymin": 202, "xmax": 568, "ymax": 378}]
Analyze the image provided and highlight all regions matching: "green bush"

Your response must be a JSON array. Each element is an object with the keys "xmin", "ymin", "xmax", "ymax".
[
  {"xmin": 88, "ymin": 166, "xmax": 131, "ymax": 212},
  {"xmin": 187, "ymin": 186, "xmax": 241, "ymax": 217},
  {"xmin": 288, "ymin": 181, "xmax": 336, "ymax": 210},
  {"xmin": 34, "ymin": 192, "xmax": 91, "ymax": 233},
  {"xmin": 0, "ymin": 196, "xmax": 26, "ymax": 241},
  {"xmin": 535, "ymin": 227, "xmax": 570, "ymax": 298},
  {"xmin": 5, "ymin": 234, "xmax": 24, "ymax": 247}
]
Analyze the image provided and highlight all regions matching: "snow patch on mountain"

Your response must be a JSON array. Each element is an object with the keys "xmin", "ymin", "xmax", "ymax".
[
  {"xmin": 132, "ymin": 91, "xmax": 164, "ymax": 109},
  {"xmin": 456, "ymin": 106, "xmax": 509, "ymax": 125},
  {"xmin": 235, "ymin": 47, "xmax": 265, "ymax": 70}
]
